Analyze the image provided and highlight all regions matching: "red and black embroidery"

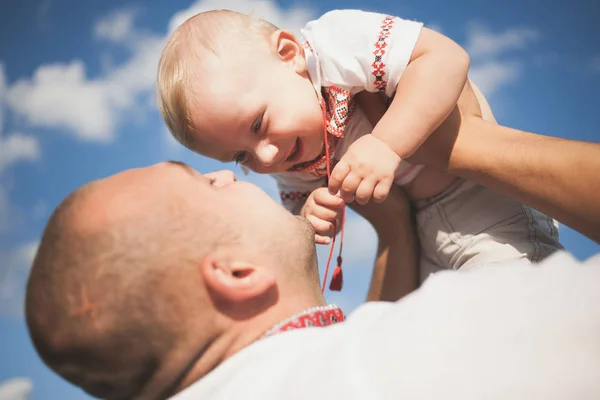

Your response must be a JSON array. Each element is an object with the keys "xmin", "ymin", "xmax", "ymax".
[
  {"xmin": 260, "ymin": 305, "xmax": 345, "ymax": 339},
  {"xmin": 372, "ymin": 15, "xmax": 395, "ymax": 92},
  {"xmin": 293, "ymin": 88, "xmax": 354, "ymax": 178},
  {"xmin": 302, "ymin": 40, "xmax": 313, "ymax": 52},
  {"xmin": 322, "ymin": 86, "xmax": 356, "ymax": 137}
]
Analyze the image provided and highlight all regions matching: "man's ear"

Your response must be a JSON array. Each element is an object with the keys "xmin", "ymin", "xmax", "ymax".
[
  {"xmin": 200, "ymin": 250, "xmax": 276, "ymax": 305},
  {"xmin": 270, "ymin": 29, "xmax": 306, "ymax": 74}
]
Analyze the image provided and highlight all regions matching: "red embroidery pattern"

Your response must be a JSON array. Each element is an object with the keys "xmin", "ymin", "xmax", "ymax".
[
  {"xmin": 291, "ymin": 40, "xmax": 354, "ymax": 178},
  {"xmin": 372, "ymin": 15, "xmax": 395, "ymax": 92},
  {"xmin": 323, "ymin": 86, "xmax": 356, "ymax": 137},
  {"xmin": 260, "ymin": 305, "xmax": 345, "ymax": 339},
  {"xmin": 302, "ymin": 40, "xmax": 313, "ymax": 52},
  {"xmin": 280, "ymin": 190, "xmax": 311, "ymax": 204},
  {"xmin": 294, "ymin": 89, "xmax": 354, "ymax": 178}
]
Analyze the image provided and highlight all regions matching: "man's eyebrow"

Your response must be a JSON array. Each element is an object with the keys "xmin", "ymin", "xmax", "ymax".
[{"xmin": 165, "ymin": 160, "xmax": 196, "ymax": 176}]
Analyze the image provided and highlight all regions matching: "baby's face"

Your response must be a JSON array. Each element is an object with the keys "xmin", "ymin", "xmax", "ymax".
[{"xmin": 185, "ymin": 47, "xmax": 325, "ymax": 174}]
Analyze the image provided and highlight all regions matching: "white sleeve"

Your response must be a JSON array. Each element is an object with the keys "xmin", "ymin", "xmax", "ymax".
[
  {"xmin": 271, "ymin": 173, "xmax": 327, "ymax": 215},
  {"xmin": 301, "ymin": 9, "xmax": 423, "ymax": 97}
]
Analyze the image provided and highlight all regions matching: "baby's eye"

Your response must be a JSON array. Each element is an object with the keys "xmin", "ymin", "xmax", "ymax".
[
  {"xmin": 251, "ymin": 115, "xmax": 263, "ymax": 133},
  {"xmin": 234, "ymin": 152, "xmax": 248, "ymax": 165}
]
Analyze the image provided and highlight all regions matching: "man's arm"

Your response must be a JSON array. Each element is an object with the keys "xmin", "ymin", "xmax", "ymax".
[
  {"xmin": 349, "ymin": 185, "xmax": 419, "ymax": 302},
  {"xmin": 431, "ymin": 116, "xmax": 600, "ymax": 244},
  {"xmin": 358, "ymin": 83, "xmax": 600, "ymax": 243}
]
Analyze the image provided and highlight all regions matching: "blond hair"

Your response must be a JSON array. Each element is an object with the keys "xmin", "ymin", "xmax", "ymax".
[{"xmin": 156, "ymin": 10, "xmax": 279, "ymax": 148}]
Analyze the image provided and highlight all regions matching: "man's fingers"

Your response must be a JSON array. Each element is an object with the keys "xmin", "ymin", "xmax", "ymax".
[{"xmin": 328, "ymin": 161, "xmax": 351, "ymax": 195}]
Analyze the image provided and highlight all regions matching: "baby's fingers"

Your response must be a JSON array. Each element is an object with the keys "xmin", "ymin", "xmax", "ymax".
[
  {"xmin": 373, "ymin": 179, "xmax": 393, "ymax": 203},
  {"xmin": 328, "ymin": 160, "xmax": 350, "ymax": 195},
  {"xmin": 313, "ymin": 188, "xmax": 344, "ymax": 210},
  {"xmin": 306, "ymin": 215, "xmax": 334, "ymax": 237},
  {"xmin": 355, "ymin": 179, "xmax": 376, "ymax": 205},
  {"xmin": 310, "ymin": 205, "xmax": 341, "ymax": 222},
  {"xmin": 339, "ymin": 173, "xmax": 362, "ymax": 203},
  {"xmin": 315, "ymin": 234, "xmax": 332, "ymax": 245}
]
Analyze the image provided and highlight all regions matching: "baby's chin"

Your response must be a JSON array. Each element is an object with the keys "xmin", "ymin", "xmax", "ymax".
[{"xmin": 287, "ymin": 143, "xmax": 326, "ymax": 172}]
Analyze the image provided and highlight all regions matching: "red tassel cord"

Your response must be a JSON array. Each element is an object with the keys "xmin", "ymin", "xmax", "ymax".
[{"xmin": 319, "ymin": 98, "xmax": 346, "ymax": 293}]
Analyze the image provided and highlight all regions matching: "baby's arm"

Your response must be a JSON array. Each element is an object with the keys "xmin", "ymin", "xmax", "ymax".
[
  {"xmin": 305, "ymin": 11, "xmax": 469, "ymax": 203},
  {"xmin": 373, "ymin": 27, "xmax": 470, "ymax": 159}
]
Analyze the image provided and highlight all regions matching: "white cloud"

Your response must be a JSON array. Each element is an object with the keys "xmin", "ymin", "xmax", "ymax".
[
  {"xmin": 464, "ymin": 23, "xmax": 540, "ymax": 97},
  {"xmin": 94, "ymin": 8, "xmax": 138, "ymax": 44},
  {"xmin": 1, "ymin": 64, "xmax": 42, "ymax": 172},
  {"xmin": 6, "ymin": 61, "xmax": 125, "ymax": 142},
  {"xmin": 0, "ymin": 242, "xmax": 39, "ymax": 316},
  {"xmin": 0, "ymin": 133, "xmax": 41, "ymax": 174},
  {"xmin": 0, "ymin": 63, "xmax": 42, "ymax": 232},
  {"xmin": 469, "ymin": 60, "xmax": 520, "ymax": 96},
  {"xmin": 465, "ymin": 23, "xmax": 540, "ymax": 59},
  {"xmin": 167, "ymin": 0, "xmax": 314, "ymax": 37},
  {"xmin": 0, "ymin": 378, "xmax": 32, "ymax": 400},
  {"xmin": 5, "ymin": 0, "xmax": 316, "ymax": 143},
  {"xmin": 5, "ymin": 8, "xmax": 160, "ymax": 143}
]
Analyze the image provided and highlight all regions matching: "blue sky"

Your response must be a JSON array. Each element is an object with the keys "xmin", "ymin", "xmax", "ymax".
[{"xmin": 0, "ymin": 0, "xmax": 599, "ymax": 398}]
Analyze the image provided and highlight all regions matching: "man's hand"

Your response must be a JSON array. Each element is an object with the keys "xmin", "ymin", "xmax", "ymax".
[
  {"xmin": 301, "ymin": 188, "xmax": 345, "ymax": 245},
  {"xmin": 328, "ymin": 135, "xmax": 401, "ymax": 205}
]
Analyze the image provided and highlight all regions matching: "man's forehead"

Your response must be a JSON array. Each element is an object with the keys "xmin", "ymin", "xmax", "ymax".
[
  {"xmin": 99, "ymin": 162, "xmax": 196, "ymax": 193},
  {"xmin": 162, "ymin": 160, "xmax": 198, "ymax": 176}
]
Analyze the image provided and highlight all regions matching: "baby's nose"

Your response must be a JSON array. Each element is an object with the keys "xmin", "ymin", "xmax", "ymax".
[{"xmin": 256, "ymin": 142, "xmax": 280, "ymax": 167}]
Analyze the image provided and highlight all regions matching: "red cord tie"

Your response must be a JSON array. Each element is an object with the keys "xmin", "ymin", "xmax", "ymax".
[
  {"xmin": 320, "ymin": 97, "xmax": 347, "ymax": 294},
  {"xmin": 329, "ymin": 255, "xmax": 343, "ymax": 291}
]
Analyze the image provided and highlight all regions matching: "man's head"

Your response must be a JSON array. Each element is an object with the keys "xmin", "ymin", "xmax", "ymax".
[
  {"xmin": 157, "ymin": 10, "xmax": 325, "ymax": 175},
  {"xmin": 25, "ymin": 162, "xmax": 323, "ymax": 399}
]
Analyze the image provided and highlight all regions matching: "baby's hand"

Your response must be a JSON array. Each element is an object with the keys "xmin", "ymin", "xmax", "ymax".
[
  {"xmin": 328, "ymin": 135, "xmax": 400, "ymax": 205},
  {"xmin": 301, "ymin": 188, "xmax": 345, "ymax": 245}
]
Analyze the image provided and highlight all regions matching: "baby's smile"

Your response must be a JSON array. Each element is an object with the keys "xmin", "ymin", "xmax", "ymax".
[{"xmin": 287, "ymin": 141, "xmax": 326, "ymax": 172}]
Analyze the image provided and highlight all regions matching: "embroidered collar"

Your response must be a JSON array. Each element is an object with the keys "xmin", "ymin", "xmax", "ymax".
[
  {"xmin": 292, "ymin": 38, "xmax": 356, "ymax": 178},
  {"xmin": 260, "ymin": 304, "xmax": 345, "ymax": 339}
]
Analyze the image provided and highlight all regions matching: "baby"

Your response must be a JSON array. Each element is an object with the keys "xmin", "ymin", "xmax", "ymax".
[{"xmin": 156, "ymin": 9, "xmax": 563, "ymax": 284}]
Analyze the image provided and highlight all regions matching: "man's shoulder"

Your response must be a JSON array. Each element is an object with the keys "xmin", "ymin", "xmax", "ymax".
[{"xmin": 170, "ymin": 324, "xmax": 350, "ymax": 399}]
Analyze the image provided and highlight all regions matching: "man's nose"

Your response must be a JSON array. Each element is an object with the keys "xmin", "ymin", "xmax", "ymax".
[
  {"xmin": 206, "ymin": 170, "xmax": 237, "ymax": 187},
  {"xmin": 255, "ymin": 141, "xmax": 280, "ymax": 167}
]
